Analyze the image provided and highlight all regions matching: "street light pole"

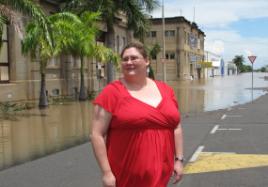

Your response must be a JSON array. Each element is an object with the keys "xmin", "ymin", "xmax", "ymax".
[{"xmin": 162, "ymin": 0, "xmax": 166, "ymax": 82}]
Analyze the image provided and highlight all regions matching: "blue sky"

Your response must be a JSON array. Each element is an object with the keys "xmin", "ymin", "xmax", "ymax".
[
  {"xmin": 230, "ymin": 18, "xmax": 268, "ymax": 38},
  {"xmin": 150, "ymin": 0, "xmax": 268, "ymax": 68}
]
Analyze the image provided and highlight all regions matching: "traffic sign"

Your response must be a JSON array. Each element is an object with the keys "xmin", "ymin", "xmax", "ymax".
[{"xmin": 248, "ymin": 55, "xmax": 257, "ymax": 64}]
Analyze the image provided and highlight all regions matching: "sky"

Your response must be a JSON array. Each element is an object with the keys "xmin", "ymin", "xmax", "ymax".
[{"xmin": 149, "ymin": 0, "xmax": 268, "ymax": 68}]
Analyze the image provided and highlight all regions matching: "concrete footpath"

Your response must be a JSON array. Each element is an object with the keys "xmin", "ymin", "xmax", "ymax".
[{"xmin": 0, "ymin": 92, "xmax": 268, "ymax": 187}]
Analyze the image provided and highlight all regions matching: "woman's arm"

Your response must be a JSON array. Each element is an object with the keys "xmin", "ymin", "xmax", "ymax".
[
  {"xmin": 90, "ymin": 105, "xmax": 115, "ymax": 187},
  {"xmin": 173, "ymin": 123, "xmax": 184, "ymax": 184}
]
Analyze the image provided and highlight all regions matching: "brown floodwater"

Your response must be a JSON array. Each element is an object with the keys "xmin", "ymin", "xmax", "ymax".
[{"xmin": 0, "ymin": 73, "xmax": 267, "ymax": 170}]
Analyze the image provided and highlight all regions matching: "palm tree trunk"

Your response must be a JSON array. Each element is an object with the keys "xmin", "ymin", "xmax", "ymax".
[
  {"xmin": 79, "ymin": 56, "xmax": 87, "ymax": 101},
  {"xmin": 39, "ymin": 72, "xmax": 48, "ymax": 108},
  {"xmin": 106, "ymin": 28, "xmax": 115, "ymax": 83}
]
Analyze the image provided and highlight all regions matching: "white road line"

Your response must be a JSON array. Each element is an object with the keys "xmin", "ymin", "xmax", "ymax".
[
  {"xmin": 228, "ymin": 128, "xmax": 242, "ymax": 131},
  {"xmin": 218, "ymin": 128, "xmax": 242, "ymax": 131},
  {"xmin": 210, "ymin": 125, "xmax": 219, "ymax": 134},
  {"xmin": 189, "ymin": 146, "xmax": 205, "ymax": 163},
  {"xmin": 221, "ymin": 114, "xmax": 227, "ymax": 120},
  {"xmin": 202, "ymin": 151, "xmax": 236, "ymax": 154},
  {"xmin": 227, "ymin": 115, "xmax": 242, "ymax": 118}
]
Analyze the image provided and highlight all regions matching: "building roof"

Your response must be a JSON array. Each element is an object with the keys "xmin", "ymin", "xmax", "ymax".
[{"xmin": 150, "ymin": 16, "xmax": 205, "ymax": 36}]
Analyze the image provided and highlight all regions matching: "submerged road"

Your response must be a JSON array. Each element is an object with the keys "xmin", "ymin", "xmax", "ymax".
[{"xmin": 0, "ymin": 91, "xmax": 268, "ymax": 187}]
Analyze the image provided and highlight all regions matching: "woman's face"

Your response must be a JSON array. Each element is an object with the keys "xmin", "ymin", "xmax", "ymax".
[{"xmin": 121, "ymin": 47, "xmax": 149, "ymax": 77}]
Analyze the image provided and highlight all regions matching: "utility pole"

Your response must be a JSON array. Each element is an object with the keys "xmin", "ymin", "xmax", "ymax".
[
  {"xmin": 162, "ymin": 0, "xmax": 166, "ymax": 82},
  {"xmin": 248, "ymin": 55, "xmax": 257, "ymax": 103}
]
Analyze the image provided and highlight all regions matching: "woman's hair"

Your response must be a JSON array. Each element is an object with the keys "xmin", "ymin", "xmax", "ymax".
[{"xmin": 120, "ymin": 42, "xmax": 148, "ymax": 59}]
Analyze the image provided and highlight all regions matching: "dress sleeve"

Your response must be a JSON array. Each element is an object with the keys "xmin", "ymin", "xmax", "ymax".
[{"xmin": 93, "ymin": 84, "xmax": 118, "ymax": 114}]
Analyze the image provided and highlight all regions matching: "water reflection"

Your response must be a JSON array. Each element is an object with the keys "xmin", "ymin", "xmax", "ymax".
[
  {"xmin": 0, "ymin": 73, "xmax": 267, "ymax": 170},
  {"xmin": 0, "ymin": 102, "xmax": 92, "ymax": 170},
  {"xmin": 169, "ymin": 73, "xmax": 268, "ymax": 113}
]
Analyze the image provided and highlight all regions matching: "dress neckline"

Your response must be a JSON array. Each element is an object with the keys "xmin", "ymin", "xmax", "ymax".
[{"xmin": 117, "ymin": 79, "xmax": 164, "ymax": 109}]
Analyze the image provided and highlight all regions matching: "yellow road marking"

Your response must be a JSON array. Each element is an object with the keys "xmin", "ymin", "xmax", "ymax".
[{"xmin": 184, "ymin": 152, "xmax": 268, "ymax": 174}]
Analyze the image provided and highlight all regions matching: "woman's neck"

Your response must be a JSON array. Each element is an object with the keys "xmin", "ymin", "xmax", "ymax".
[{"xmin": 122, "ymin": 76, "xmax": 149, "ymax": 90}]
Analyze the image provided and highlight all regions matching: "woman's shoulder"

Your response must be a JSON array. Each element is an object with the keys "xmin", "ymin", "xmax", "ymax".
[
  {"xmin": 153, "ymin": 79, "xmax": 173, "ymax": 90},
  {"xmin": 99, "ymin": 80, "xmax": 123, "ymax": 96}
]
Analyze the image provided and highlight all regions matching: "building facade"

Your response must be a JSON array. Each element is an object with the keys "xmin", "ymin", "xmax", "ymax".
[
  {"xmin": 204, "ymin": 51, "xmax": 237, "ymax": 78},
  {"xmin": 144, "ymin": 17, "xmax": 205, "ymax": 80},
  {"xmin": 0, "ymin": 1, "xmax": 131, "ymax": 102}
]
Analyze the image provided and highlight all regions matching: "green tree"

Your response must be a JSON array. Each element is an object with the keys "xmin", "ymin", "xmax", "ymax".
[
  {"xmin": 232, "ymin": 55, "xmax": 245, "ymax": 73},
  {"xmin": 260, "ymin": 67, "xmax": 266, "ymax": 72},
  {"xmin": 147, "ymin": 43, "xmax": 161, "ymax": 79},
  {"xmin": 51, "ymin": 11, "xmax": 119, "ymax": 100},
  {"xmin": 62, "ymin": 0, "xmax": 159, "ymax": 83},
  {"xmin": 22, "ymin": 21, "xmax": 54, "ymax": 108},
  {"xmin": 22, "ymin": 12, "xmax": 83, "ymax": 107},
  {"xmin": 0, "ymin": 0, "xmax": 52, "ymax": 46},
  {"xmin": 244, "ymin": 65, "xmax": 252, "ymax": 72}
]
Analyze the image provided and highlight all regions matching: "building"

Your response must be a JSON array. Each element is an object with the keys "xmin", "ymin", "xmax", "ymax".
[
  {"xmin": 144, "ymin": 16, "xmax": 205, "ymax": 80},
  {"xmin": 0, "ymin": 1, "xmax": 132, "ymax": 102},
  {"xmin": 225, "ymin": 61, "xmax": 237, "ymax": 75},
  {"xmin": 204, "ymin": 51, "xmax": 237, "ymax": 77},
  {"xmin": 204, "ymin": 51, "xmax": 222, "ymax": 77}
]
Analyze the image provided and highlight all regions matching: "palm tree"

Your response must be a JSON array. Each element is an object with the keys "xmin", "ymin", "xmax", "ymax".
[
  {"xmin": 21, "ymin": 12, "xmax": 82, "ymax": 108},
  {"xmin": 22, "ymin": 21, "xmax": 53, "ymax": 108},
  {"xmin": 50, "ymin": 11, "xmax": 119, "ymax": 101},
  {"xmin": 147, "ymin": 43, "xmax": 161, "ymax": 79},
  {"xmin": 53, "ymin": 11, "xmax": 118, "ymax": 101},
  {"xmin": 0, "ymin": 0, "xmax": 52, "ymax": 45},
  {"xmin": 233, "ymin": 55, "xmax": 245, "ymax": 73},
  {"xmin": 62, "ymin": 0, "xmax": 159, "ymax": 83}
]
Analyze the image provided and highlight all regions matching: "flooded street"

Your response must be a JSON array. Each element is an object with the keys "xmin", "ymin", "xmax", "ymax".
[
  {"xmin": 170, "ymin": 72, "xmax": 268, "ymax": 113},
  {"xmin": 0, "ymin": 73, "xmax": 267, "ymax": 170}
]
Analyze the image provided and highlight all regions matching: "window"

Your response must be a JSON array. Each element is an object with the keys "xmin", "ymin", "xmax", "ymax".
[
  {"xmin": 189, "ymin": 33, "xmax": 197, "ymax": 48},
  {"xmin": 0, "ymin": 24, "xmax": 9, "ymax": 83},
  {"xmin": 51, "ymin": 89, "xmax": 60, "ymax": 96},
  {"xmin": 165, "ymin": 52, "xmax": 176, "ymax": 60},
  {"xmin": 146, "ymin": 31, "xmax": 157, "ymax": 38},
  {"xmin": 165, "ymin": 30, "xmax": 175, "ymax": 37},
  {"xmin": 170, "ymin": 53, "xmax": 175, "ymax": 59},
  {"xmin": 165, "ymin": 53, "xmax": 169, "ymax": 59},
  {"xmin": 152, "ymin": 54, "xmax": 157, "ymax": 60}
]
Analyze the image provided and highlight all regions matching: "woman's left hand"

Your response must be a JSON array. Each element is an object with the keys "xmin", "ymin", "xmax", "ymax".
[{"xmin": 173, "ymin": 161, "xmax": 183, "ymax": 184}]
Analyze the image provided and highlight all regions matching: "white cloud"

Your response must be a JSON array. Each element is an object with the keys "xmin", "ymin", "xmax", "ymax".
[
  {"xmin": 150, "ymin": 0, "xmax": 268, "ymax": 68},
  {"xmin": 205, "ymin": 29, "xmax": 268, "ymax": 67},
  {"xmin": 205, "ymin": 40, "xmax": 225, "ymax": 55}
]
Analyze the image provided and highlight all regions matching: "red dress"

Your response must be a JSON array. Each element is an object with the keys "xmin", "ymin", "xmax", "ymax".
[{"xmin": 93, "ymin": 80, "xmax": 180, "ymax": 187}]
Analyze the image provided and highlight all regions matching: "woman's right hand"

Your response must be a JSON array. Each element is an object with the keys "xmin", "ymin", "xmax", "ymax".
[{"xmin": 102, "ymin": 171, "xmax": 116, "ymax": 187}]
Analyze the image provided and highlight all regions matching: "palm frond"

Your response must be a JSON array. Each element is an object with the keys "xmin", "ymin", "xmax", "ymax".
[
  {"xmin": 122, "ymin": 0, "xmax": 151, "ymax": 41},
  {"xmin": 0, "ymin": 5, "xmax": 24, "ymax": 39},
  {"xmin": 2, "ymin": 0, "xmax": 52, "ymax": 46},
  {"xmin": 135, "ymin": 0, "xmax": 159, "ymax": 12}
]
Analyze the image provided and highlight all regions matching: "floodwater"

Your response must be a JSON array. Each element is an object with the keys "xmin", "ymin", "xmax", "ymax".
[
  {"xmin": 170, "ymin": 72, "xmax": 268, "ymax": 113},
  {"xmin": 0, "ymin": 73, "xmax": 267, "ymax": 170}
]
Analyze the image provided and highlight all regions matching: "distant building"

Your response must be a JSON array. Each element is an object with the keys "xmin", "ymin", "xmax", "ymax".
[
  {"xmin": 144, "ymin": 16, "xmax": 205, "ymax": 80},
  {"xmin": 225, "ymin": 61, "xmax": 238, "ymax": 75},
  {"xmin": 204, "ymin": 51, "xmax": 223, "ymax": 77},
  {"xmin": 0, "ymin": 0, "xmax": 132, "ymax": 101},
  {"xmin": 204, "ymin": 51, "xmax": 237, "ymax": 77}
]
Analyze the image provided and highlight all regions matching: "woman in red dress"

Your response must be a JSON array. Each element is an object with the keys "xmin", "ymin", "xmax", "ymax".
[{"xmin": 91, "ymin": 42, "xmax": 184, "ymax": 187}]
